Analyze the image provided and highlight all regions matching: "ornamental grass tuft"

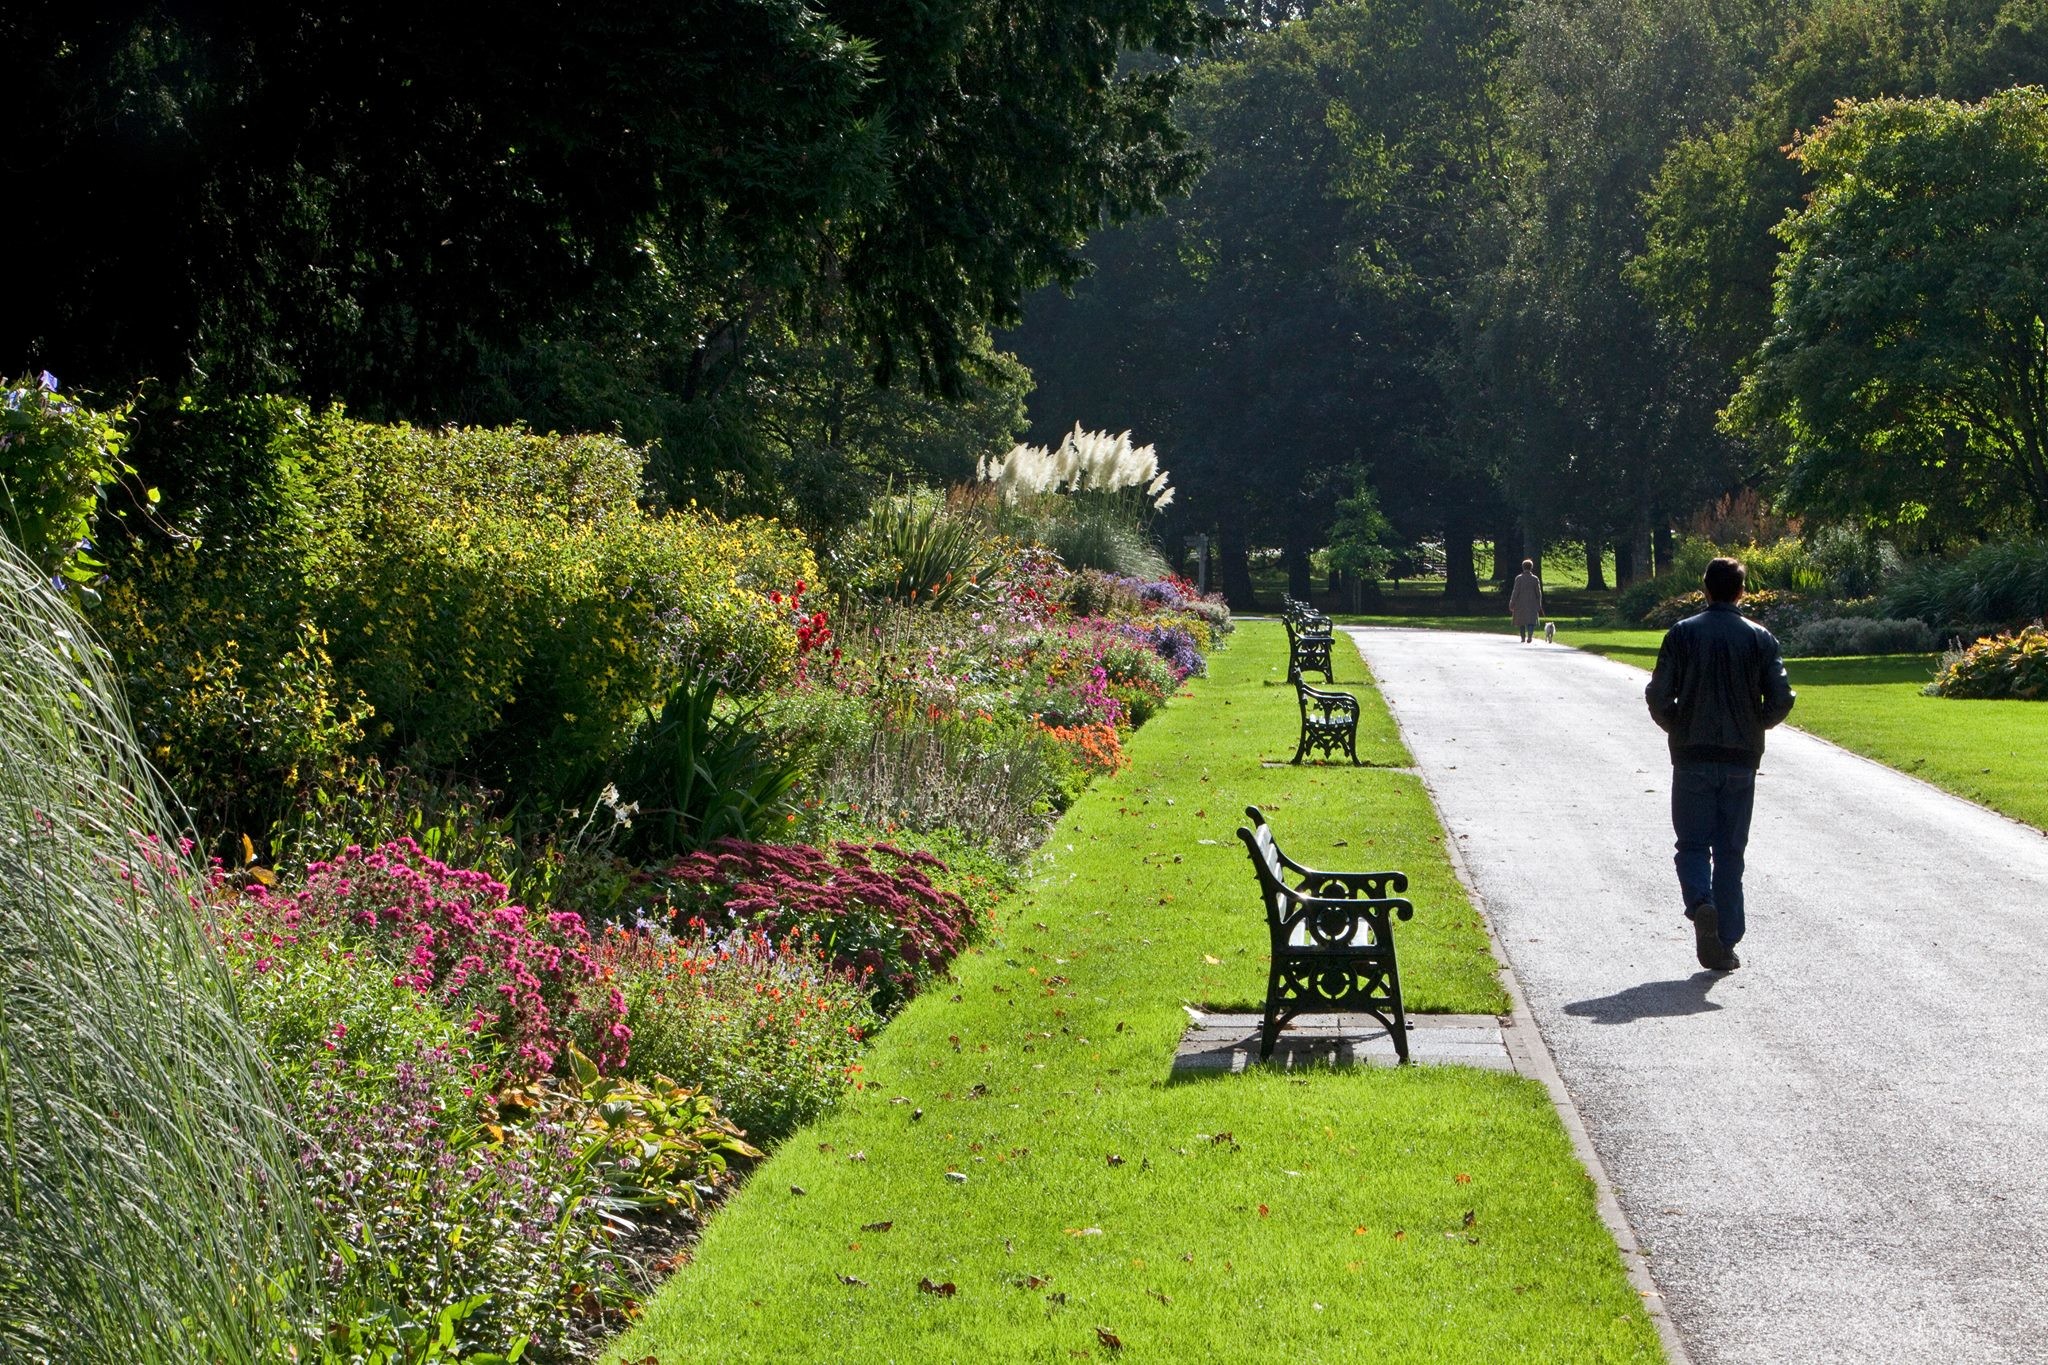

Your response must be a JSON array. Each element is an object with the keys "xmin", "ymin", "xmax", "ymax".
[{"xmin": 0, "ymin": 533, "xmax": 320, "ymax": 1365}]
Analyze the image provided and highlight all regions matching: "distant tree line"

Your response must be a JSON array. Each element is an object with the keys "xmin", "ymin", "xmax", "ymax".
[{"xmin": 1011, "ymin": 0, "xmax": 2048, "ymax": 602}]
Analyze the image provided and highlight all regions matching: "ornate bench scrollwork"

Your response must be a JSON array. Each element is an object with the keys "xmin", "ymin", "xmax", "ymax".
[
  {"xmin": 1235, "ymin": 806, "xmax": 1413, "ymax": 1062},
  {"xmin": 1291, "ymin": 673, "xmax": 1360, "ymax": 765},
  {"xmin": 1281, "ymin": 612, "xmax": 1335, "ymax": 683}
]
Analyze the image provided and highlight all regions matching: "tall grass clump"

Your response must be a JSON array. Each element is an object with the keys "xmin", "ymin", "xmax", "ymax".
[
  {"xmin": 977, "ymin": 425, "xmax": 1176, "ymax": 577},
  {"xmin": 1883, "ymin": 539, "xmax": 2048, "ymax": 630},
  {"xmin": 0, "ymin": 536, "xmax": 316, "ymax": 1364}
]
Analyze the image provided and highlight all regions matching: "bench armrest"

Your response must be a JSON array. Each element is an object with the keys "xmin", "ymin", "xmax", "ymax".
[
  {"xmin": 1282, "ymin": 894, "xmax": 1416, "ymax": 939},
  {"xmin": 1273, "ymin": 848, "xmax": 1409, "ymax": 900}
]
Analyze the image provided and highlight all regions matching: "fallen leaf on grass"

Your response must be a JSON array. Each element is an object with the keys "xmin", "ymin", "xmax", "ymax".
[
  {"xmin": 1105, "ymin": 1154, "xmax": 1124, "ymax": 1167},
  {"xmin": 1256, "ymin": 1204, "xmax": 1270, "ymax": 1219},
  {"xmin": 1147, "ymin": 1289, "xmax": 1171, "ymax": 1306},
  {"xmin": 1066, "ymin": 1227, "xmax": 1104, "ymax": 1237},
  {"xmin": 790, "ymin": 1186, "xmax": 807, "ymax": 1196},
  {"xmin": 1096, "ymin": 1326, "xmax": 1124, "ymax": 1351},
  {"xmin": 919, "ymin": 1277, "xmax": 957, "ymax": 1297},
  {"xmin": 945, "ymin": 1171, "xmax": 967, "ymax": 1183},
  {"xmin": 1202, "ymin": 954, "xmax": 1222, "ymax": 965},
  {"xmin": 1455, "ymin": 1172, "xmax": 1472, "ymax": 1185},
  {"xmin": 1463, "ymin": 1209, "xmax": 1477, "ymax": 1227},
  {"xmin": 1015, "ymin": 1274, "xmax": 1051, "ymax": 1289},
  {"xmin": 839, "ymin": 1275, "xmax": 869, "ymax": 1287},
  {"xmin": 861, "ymin": 1221, "xmax": 894, "ymax": 1233}
]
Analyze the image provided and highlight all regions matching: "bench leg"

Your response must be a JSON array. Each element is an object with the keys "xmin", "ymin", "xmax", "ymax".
[
  {"xmin": 1260, "ymin": 965, "xmax": 1285, "ymax": 1061},
  {"xmin": 1344, "ymin": 723, "xmax": 1359, "ymax": 766},
  {"xmin": 1386, "ymin": 964, "xmax": 1411, "ymax": 1065}
]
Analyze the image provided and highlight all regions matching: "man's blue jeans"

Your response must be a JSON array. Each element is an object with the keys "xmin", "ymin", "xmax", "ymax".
[{"xmin": 1672, "ymin": 761, "xmax": 1756, "ymax": 945}]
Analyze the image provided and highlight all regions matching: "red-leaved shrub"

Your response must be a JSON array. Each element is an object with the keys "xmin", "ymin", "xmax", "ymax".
[{"xmin": 645, "ymin": 840, "xmax": 974, "ymax": 1010}]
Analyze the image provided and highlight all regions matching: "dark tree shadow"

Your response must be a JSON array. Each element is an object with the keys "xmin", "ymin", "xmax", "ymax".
[{"xmin": 1562, "ymin": 974, "xmax": 1726, "ymax": 1024}]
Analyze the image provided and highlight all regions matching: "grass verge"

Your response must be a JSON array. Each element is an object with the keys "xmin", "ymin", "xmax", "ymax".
[
  {"xmin": 609, "ymin": 624, "xmax": 1661, "ymax": 1363},
  {"xmin": 1565, "ymin": 628, "xmax": 2048, "ymax": 834}
]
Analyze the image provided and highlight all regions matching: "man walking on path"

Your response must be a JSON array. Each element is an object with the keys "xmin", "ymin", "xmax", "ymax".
[{"xmin": 1644, "ymin": 556, "xmax": 1796, "ymax": 971}]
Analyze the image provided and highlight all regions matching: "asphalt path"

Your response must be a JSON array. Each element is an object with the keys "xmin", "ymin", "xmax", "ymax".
[{"xmin": 1348, "ymin": 626, "xmax": 2048, "ymax": 1365}]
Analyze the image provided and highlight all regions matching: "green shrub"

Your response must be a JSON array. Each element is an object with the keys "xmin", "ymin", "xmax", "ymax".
[
  {"xmin": 0, "ymin": 372, "xmax": 139, "ymax": 582},
  {"xmin": 1614, "ymin": 535, "xmax": 1821, "ymax": 625},
  {"xmin": 807, "ymin": 709, "xmax": 1067, "ymax": 858},
  {"xmin": 215, "ymin": 914, "xmax": 490, "ymax": 1092},
  {"xmin": 1640, "ymin": 586, "xmax": 1803, "ymax": 630},
  {"xmin": 96, "ymin": 399, "xmax": 814, "ymax": 826},
  {"xmin": 1063, "ymin": 567, "xmax": 1148, "ymax": 618},
  {"xmin": 1806, "ymin": 524, "xmax": 1904, "ymax": 599},
  {"xmin": 1780, "ymin": 616, "xmax": 1935, "ymax": 657},
  {"xmin": 1883, "ymin": 540, "xmax": 2048, "ymax": 630},
  {"xmin": 1929, "ymin": 623, "xmax": 2048, "ymax": 699}
]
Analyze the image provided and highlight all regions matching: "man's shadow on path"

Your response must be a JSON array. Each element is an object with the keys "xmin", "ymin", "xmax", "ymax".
[{"xmin": 1562, "ymin": 973, "xmax": 1725, "ymax": 1024}]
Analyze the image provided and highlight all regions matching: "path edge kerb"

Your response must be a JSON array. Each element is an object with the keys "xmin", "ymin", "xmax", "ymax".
[{"xmin": 1343, "ymin": 627, "xmax": 1695, "ymax": 1365}]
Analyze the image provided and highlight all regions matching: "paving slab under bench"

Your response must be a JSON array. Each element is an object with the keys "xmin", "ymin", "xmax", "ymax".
[{"xmin": 1173, "ymin": 1011, "xmax": 1516, "ymax": 1076}]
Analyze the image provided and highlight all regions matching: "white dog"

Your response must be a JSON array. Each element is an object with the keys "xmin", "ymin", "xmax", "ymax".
[{"xmin": 1542, "ymin": 621, "xmax": 1556, "ymax": 644}]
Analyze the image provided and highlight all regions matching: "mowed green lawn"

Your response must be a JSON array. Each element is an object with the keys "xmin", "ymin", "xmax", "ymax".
[
  {"xmin": 610, "ymin": 624, "xmax": 1661, "ymax": 1363},
  {"xmin": 1564, "ymin": 627, "xmax": 2048, "ymax": 834}
]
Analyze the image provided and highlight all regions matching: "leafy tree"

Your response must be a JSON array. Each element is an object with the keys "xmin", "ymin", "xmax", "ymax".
[
  {"xmin": 1321, "ymin": 473, "xmax": 1401, "ymax": 581},
  {"xmin": 1636, "ymin": 0, "xmax": 2048, "ymax": 385},
  {"xmin": 1726, "ymin": 88, "xmax": 2048, "ymax": 535}
]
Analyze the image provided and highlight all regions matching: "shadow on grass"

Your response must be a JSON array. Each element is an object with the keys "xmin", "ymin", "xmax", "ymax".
[{"xmin": 1562, "ymin": 973, "xmax": 1726, "ymax": 1023}]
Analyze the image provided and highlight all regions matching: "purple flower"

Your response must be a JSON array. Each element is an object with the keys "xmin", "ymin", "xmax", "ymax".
[{"xmin": 36, "ymin": 371, "xmax": 57, "ymax": 392}]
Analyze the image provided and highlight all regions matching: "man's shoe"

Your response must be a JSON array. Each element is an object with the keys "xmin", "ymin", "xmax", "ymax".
[{"xmin": 1688, "ymin": 902, "xmax": 1736, "ymax": 971}]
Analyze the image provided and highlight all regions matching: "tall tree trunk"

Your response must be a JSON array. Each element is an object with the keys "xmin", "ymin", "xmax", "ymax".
[
  {"xmin": 1653, "ymin": 521, "xmax": 1675, "ymax": 576},
  {"xmin": 1218, "ymin": 508, "xmax": 1255, "ymax": 609},
  {"xmin": 1490, "ymin": 519, "xmax": 1520, "ymax": 581},
  {"xmin": 1444, "ymin": 519, "xmax": 1480, "ymax": 608},
  {"xmin": 1613, "ymin": 539, "xmax": 1634, "ymax": 587},
  {"xmin": 1285, "ymin": 535, "xmax": 1314, "ymax": 602},
  {"xmin": 1584, "ymin": 537, "xmax": 1608, "ymax": 591},
  {"xmin": 1627, "ymin": 500, "xmax": 1653, "ymax": 587}
]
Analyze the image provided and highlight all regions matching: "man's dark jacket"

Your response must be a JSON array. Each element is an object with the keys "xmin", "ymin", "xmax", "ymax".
[{"xmin": 1644, "ymin": 601, "xmax": 1796, "ymax": 767}]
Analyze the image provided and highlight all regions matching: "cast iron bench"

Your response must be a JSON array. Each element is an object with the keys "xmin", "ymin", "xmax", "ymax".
[
  {"xmin": 1282, "ymin": 611, "xmax": 1334, "ymax": 682},
  {"xmin": 1290, "ymin": 672, "xmax": 1360, "ymax": 764},
  {"xmin": 1235, "ymin": 806, "xmax": 1412, "ymax": 1062}
]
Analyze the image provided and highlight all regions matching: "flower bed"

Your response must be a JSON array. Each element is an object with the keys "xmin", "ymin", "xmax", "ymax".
[{"xmin": 47, "ymin": 410, "xmax": 1230, "ymax": 1361}]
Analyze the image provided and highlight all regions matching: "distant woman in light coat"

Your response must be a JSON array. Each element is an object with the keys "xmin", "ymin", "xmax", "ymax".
[{"xmin": 1509, "ymin": 558, "xmax": 1543, "ymax": 643}]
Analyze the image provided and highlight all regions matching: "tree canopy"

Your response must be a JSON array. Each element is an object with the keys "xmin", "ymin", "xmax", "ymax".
[
  {"xmin": 3, "ymin": 0, "xmax": 1223, "ymax": 523},
  {"xmin": 1728, "ymin": 87, "xmax": 2048, "ymax": 535}
]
